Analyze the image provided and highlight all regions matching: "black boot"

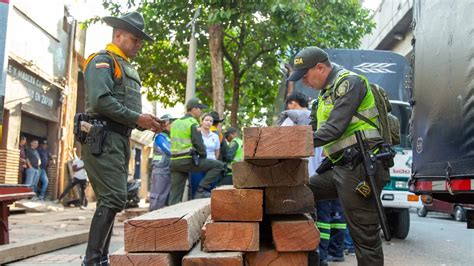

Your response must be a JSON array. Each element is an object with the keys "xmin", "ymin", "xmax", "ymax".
[
  {"xmin": 100, "ymin": 219, "xmax": 115, "ymax": 266},
  {"xmin": 82, "ymin": 206, "xmax": 116, "ymax": 266}
]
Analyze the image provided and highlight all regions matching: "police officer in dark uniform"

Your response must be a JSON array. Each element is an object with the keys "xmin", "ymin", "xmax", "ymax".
[
  {"xmin": 287, "ymin": 46, "xmax": 390, "ymax": 266},
  {"xmin": 82, "ymin": 12, "xmax": 162, "ymax": 265}
]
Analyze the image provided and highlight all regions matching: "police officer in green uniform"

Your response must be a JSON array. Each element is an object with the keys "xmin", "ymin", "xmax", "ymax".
[
  {"xmin": 169, "ymin": 98, "xmax": 224, "ymax": 204},
  {"xmin": 220, "ymin": 127, "xmax": 243, "ymax": 185},
  {"xmin": 287, "ymin": 47, "xmax": 390, "ymax": 266},
  {"xmin": 82, "ymin": 12, "xmax": 162, "ymax": 266}
]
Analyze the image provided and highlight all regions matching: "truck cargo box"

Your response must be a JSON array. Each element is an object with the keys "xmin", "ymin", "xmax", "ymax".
[{"xmin": 410, "ymin": 0, "xmax": 474, "ymax": 203}]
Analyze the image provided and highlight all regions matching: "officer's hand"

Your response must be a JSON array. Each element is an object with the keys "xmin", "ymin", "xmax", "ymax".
[{"xmin": 137, "ymin": 114, "xmax": 162, "ymax": 132}]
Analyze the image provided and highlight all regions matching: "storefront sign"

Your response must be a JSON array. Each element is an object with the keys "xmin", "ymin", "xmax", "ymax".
[{"xmin": 6, "ymin": 60, "xmax": 60, "ymax": 122}]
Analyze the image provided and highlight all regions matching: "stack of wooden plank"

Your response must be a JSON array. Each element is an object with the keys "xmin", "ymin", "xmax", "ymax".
[
  {"xmin": 111, "ymin": 125, "xmax": 319, "ymax": 266},
  {"xmin": 0, "ymin": 149, "xmax": 20, "ymax": 184}
]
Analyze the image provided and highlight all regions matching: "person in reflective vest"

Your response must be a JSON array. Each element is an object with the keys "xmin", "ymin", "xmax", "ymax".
[
  {"xmin": 219, "ymin": 127, "xmax": 243, "ymax": 185},
  {"xmin": 149, "ymin": 114, "xmax": 174, "ymax": 211},
  {"xmin": 169, "ymin": 98, "xmax": 224, "ymax": 204},
  {"xmin": 287, "ymin": 46, "xmax": 390, "ymax": 266}
]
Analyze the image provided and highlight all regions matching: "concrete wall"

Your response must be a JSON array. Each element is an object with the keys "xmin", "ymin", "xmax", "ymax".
[
  {"xmin": 8, "ymin": 0, "xmax": 70, "ymax": 79},
  {"xmin": 360, "ymin": 0, "xmax": 413, "ymax": 57}
]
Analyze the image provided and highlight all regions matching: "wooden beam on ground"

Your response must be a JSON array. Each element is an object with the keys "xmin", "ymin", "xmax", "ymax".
[
  {"xmin": 265, "ymin": 186, "xmax": 315, "ymax": 214},
  {"xmin": 182, "ymin": 241, "xmax": 243, "ymax": 266},
  {"xmin": 243, "ymin": 126, "xmax": 314, "ymax": 159},
  {"xmin": 124, "ymin": 198, "xmax": 210, "ymax": 252},
  {"xmin": 201, "ymin": 220, "xmax": 259, "ymax": 252},
  {"xmin": 110, "ymin": 248, "xmax": 183, "ymax": 266},
  {"xmin": 233, "ymin": 159, "xmax": 308, "ymax": 188},
  {"xmin": 245, "ymin": 245, "xmax": 308, "ymax": 266},
  {"xmin": 271, "ymin": 214, "xmax": 320, "ymax": 252},
  {"xmin": 0, "ymin": 230, "xmax": 89, "ymax": 264},
  {"xmin": 211, "ymin": 186, "xmax": 263, "ymax": 222}
]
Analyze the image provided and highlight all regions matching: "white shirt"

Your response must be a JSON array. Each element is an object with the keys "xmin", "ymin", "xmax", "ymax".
[
  {"xmin": 201, "ymin": 131, "xmax": 220, "ymax": 160},
  {"xmin": 72, "ymin": 158, "xmax": 87, "ymax": 180}
]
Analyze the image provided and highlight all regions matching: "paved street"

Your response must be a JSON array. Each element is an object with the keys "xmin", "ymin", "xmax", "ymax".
[
  {"xmin": 6, "ymin": 210, "xmax": 474, "ymax": 265},
  {"xmin": 337, "ymin": 211, "xmax": 474, "ymax": 266}
]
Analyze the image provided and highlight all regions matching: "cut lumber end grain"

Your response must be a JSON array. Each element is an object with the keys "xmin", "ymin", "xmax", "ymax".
[
  {"xmin": 182, "ymin": 241, "xmax": 243, "ymax": 266},
  {"xmin": 124, "ymin": 198, "xmax": 210, "ymax": 252},
  {"xmin": 271, "ymin": 214, "xmax": 320, "ymax": 252},
  {"xmin": 211, "ymin": 186, "xmax": 263, "ymax": 221},
  {"xmin": 201, "ymin": 221, "xmax": 259, "ymax": 252},
  {"xmin": 110, "ymin": 248, "xmax": 183, "ymax": 266},
  {"xmin": 245, "ymin": 245, "xmax": 308, "ymax": 266},
  {"xmin": 233, "ymin": 159, "xmax": 308, "ymax": 188},
  {"xmin": 265, "ymin": 186, "xmax": 315, "ymax": 215},
  {"xmin": 243, "ymin": 126, "xmax": 314, "ymax": 159}
]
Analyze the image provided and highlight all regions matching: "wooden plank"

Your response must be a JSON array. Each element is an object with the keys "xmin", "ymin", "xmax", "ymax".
[
  {"xmin": 271, "ymin": 214, "xmax": 320, "ymax": 252},
  {"xmin": 211, "ymin": 186, "xmax": 263, "ymax": 222},
  {"xmin": 110, "ymin": 248, "xmax": 183, "ymax": 266},
  {"xmin": 233, "ymin": 159, "xmax": 308, "ymax": 188},
  {"xmin": 245, "ymin": 245, "xmax": 308, "ymax": 266},
  {"xmin": 243, "ymin": 126, "xmax": 314, "ymax": 159},
  {"xmin": 124, "ymin": 198, "xmax": 210, "ymax": 252},
  {"xmin": 265, "ymin": 186, "xmax": 315, "ymax": 214},
  {"xmin": 201, "ymin": 220, "xmax": 259, "ymax": 252},
  {"xmin": 182, "ymin": 241, "xmax": 243, "ymax": 266},
  {"xmin": 0, "ymin": 230, "xmax": 89, "ymax": 264}
]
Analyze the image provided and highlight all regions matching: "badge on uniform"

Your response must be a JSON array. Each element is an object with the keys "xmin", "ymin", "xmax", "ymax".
[
  {"xmin": 95, "ymin": 62, "xmax": 110, "ymax": 69},
  {"xmin": 336, "ymin": 80, "xmax": 350, "ymax": 97}
]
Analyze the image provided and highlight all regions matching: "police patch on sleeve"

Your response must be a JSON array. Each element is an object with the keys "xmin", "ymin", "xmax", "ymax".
[
  {"xmin": 95, "ymin": 62, "xmax": 110, "ymax": 69},
  {"xmin": 336, "ymin": 80, "xmax": 350, "ymax": 97}
]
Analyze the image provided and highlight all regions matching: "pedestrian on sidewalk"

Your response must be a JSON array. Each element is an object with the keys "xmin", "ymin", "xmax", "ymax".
[
  {"xmin": 57, "ymin": 150, "xmax": 88, "ymax": 208},
  {"xmin": 19, "ymin": 135, "xmax": 27, "ymax": 184},
  {"xmin": 189, "ymin": 113, "xmax": 221, "ymax": 198},
  {"xmin": 81, "ymin": 11, "xmax": 161, "ymax": 266},
  {"xmin": 149, "ymin": 114, "xmax": 174, "ymax": 211},
  {"xmin": 25, "ymin": 139, "xmax": 41, "ymax": 199},
  {"xmin": 37, "ymin": 140, "xmax": 53, "ymax": 200}
]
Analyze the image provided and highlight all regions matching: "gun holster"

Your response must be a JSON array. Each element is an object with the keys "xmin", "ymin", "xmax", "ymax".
[
  {"xmin": 316, "ymin": 157, "xmax": 333, "ymax": 174},
  {"xmin": 86, "ymin": 122, "xmax": 107, "ymax": 156},
  {"xmin": 74, "ymin": 113, "xmax": 91, "ymax": 144},
  {"xmin": 377, "ymin": 143, "xmax": 396, "ymax": 169},
  {"xmin": 190, "ymin": 149, "xmax": 200, "ymax": 166}
]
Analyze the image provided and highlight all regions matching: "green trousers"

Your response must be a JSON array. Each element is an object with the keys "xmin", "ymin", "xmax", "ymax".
[
  {"xmin": 169, "ymin": 158, "xmax": 224, "ymax": 205},
  {"xmin": 82, "ymin": 131, "xmax": 130, "ymax": 213},
  {"xmin": 308, "ymin": 160, "xmax": 389, "ymax": 266}
]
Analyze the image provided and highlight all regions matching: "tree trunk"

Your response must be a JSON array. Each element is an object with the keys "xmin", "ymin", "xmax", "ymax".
[
  {"xmin": 208, "ymin": 24, "xmax": 225, "ymax": 117},
  {"xmin": 230, "ymin": 76, "xmax": 240, "ymax": 127}
]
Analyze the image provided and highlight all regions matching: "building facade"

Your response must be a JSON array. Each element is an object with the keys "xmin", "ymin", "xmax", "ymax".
[
  {"xmin": 360, "ymin": 0, "xmax": 413, "ymax": 57},
  {"xmin": 0, "ymin": 0, "xmax": 86, "ymax": 199}
]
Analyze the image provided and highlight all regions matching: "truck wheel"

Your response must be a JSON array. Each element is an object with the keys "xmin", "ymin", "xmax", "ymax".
[
  {"xmin": 390, "ymin": 209, "xmax": 410, "ymax": 239},
  {"xmin": 417, "ymin": 206, "xmax": 428, "ymax": 217},
  {"xmin": 454, "ymin": 206, "xmax": 466, "ymax": 222}
]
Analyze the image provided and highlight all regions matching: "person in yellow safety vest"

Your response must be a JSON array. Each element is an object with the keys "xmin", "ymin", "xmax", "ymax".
[
  {"xmin": 287, "ymin": 46, "xmax": 390, "ymax": 266},
  {"xmin": 220, "ymin": 127, "xmax": 243, "ymax": 185},
  {"xmin": 169, "ymin": 98, "xmax": 224, "ymax": 203},
  {"xmin": 224, "ymin": 127, "xmax": 243, "ymax": 166}
]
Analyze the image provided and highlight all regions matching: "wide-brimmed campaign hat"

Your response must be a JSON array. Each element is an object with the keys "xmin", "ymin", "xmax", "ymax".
[{"xmin": 103, "ymin": 11, "xmax": 153, "ymax": 42}]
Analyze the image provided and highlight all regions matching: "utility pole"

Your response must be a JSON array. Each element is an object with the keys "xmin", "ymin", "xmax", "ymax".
[
  {"xmin": 0, "ymin": 0, "xmax": 10, "ymax": 130},
  {"xmin": 185, "ymin": 7, "xmax": 200, "ymax": 104}
]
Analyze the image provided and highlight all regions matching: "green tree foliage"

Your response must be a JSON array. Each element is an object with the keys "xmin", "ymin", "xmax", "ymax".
[{"xmin": 90, "ymin": 0, "xmax": 374, "ymax": 127}]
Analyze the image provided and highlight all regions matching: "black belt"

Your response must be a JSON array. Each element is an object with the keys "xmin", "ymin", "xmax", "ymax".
[{"xmin": 89, "ymin": 115, "xmax": 132, "ymax": 137}]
